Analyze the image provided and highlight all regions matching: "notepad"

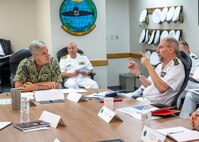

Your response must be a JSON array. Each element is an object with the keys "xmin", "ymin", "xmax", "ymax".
[
  {"xmin": 13, "ymin": 120, "xmax": 50, "ymax": 132},
  {"xmin": 0, "ymin": 122, "xmax": 12, "ymax": 130},
  {"xmin": 157, "ymin": 126, "xmax": 199, "ymax": 142}
]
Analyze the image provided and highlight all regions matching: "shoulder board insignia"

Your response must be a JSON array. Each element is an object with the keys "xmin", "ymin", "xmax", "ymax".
[
  {"xmin": 61, "ymin": 55, "xmax": 67, "ymax": 59},
  {"xmin": 173, "ymin": 58, "xmax": 179, "ymax": 65}
]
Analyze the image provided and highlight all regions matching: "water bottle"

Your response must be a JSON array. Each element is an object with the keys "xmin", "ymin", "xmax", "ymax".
[
  {"xmin": 141, "ymin": 105, "xmax": 151, "ymax": 127},
  {"xmin": 20, "ymin": 97, "xmax": 30, "ymax": 123}
]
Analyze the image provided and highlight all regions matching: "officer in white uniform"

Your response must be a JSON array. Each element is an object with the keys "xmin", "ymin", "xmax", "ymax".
[
  {"xmin": 128, "ymin": 37, "xmax": 185, "ymax": 105},
  {"xmin": 59, "ymin": 42, "xmax": 99, "ymax": 89},
  {"xmin": 177, "ymin": 41, "xmax": 199, "ymax": 119}
]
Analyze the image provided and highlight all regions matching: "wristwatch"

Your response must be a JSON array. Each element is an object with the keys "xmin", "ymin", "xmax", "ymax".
[{"xmin": 136, "ymin": 73, "xmax": 143, "ymax": 79}]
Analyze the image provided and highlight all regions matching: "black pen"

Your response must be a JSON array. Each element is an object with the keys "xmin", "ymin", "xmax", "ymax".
[{"xmin": 168, "ymin": 131, "xmax": 184, "ymax": 134}]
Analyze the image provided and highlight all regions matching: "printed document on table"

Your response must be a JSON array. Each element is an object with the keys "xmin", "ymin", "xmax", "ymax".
[
  {"xmin": 59, "ymin": 88, "xmax": 87, "ymax": 94},
  {"xmin": 34, "ymin": 89, "xmax": 64, "ymax": 102},
  {"xmin": 117, "ymin": 105, "xmax": 160, "ymax": 120},
  {"xmin": 157, "ymin": 126, "xmax": 199, "ymax": 142}
]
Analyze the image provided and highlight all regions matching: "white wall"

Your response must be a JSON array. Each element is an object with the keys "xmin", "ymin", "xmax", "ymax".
[
  {"xmin": 49, "ymin": 0, "xmax": 107, "ymax": 88},
  {"xmin": 2, "ymin": 0, "xmax": 199, "ymax": 88},
  {"xmin": 0, "ymin": 0, "xmax": 37, "ymax": 51},
  {"xmin": 106, "ymin": 0, "xmax": 130, "ymax": 86},
  {"xmin": 129, "ymin": 0, "xmax": 199, "ymax": 55},
  {"xmin": 35, "ymin": 0, "xmax": 52, "ymax": 53}
]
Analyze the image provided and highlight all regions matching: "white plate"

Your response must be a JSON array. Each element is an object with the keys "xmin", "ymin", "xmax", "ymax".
[
  {"xmin": 150, "ymin": 52, "xmax": 160, "ymax": 66},
  {"xmin": 144, "ymin": 51, "xmax": 151, "ymax": 60},
  {"xmin": 154, "ymin": 30, "xmax": 160, "ymax": 44},
  {"xmin": 169, "ymin": 30, "xmax": 176, "ymax": 38},
  {"xmin": 160, "ymin": 30, "xmax": 169, "ymax": 40},
  {"xmin": 152, "ymin": 9, "xmax": 162, "ymax": 24},
  {"xmin": 139, "ymin": 9, "xmax": 147, "ymax": 23},
  {"xmin": 144, "ymin": 30, "xmax": 149, "ymax": 43},
  {"xmin": 172, "ymin": 6, "xmax": 181, "ymax": 22},
  {"xmin": 139, "ymin": 29, "xmax": 146, "ymax": 43},
  {"xmin": 166, "ymin": 7, "xmax": 175, "ymax": 22},
  {"xmin": 175, "ymin": 30, "xmax": 181, "ymax": 41},
  {"xmin": 148, "ymin": 30, "xmax": 155, "ymax": 44},
  {"xmin": 161, "ymin": 7, "xmax": 168, "ymax": 22}
]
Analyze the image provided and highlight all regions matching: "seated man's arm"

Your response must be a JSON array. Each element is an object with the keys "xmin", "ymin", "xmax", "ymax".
[
  {"xmin": 59, "ymin": 56, "xmax": 79, "ymax": 78},
  {"xmin": 128, "ymin": 57, "xmax": 151, "ymax": 87},
  {"xmin": 14, "ymin": 58, "xmax": 61, "ymax": 92},
  {"xmin": 15, "ymin": 81, "xmax": 60, "ymax": 92},
  {"xmin": 146, "ymin": 63, "xmax": 169, "ymax": 93},
  {"xmin": 61, "ymin": 71, "xmax": 78, "ymax": 78},
  {"xmin": 15, "ymin": 81, "xmax": 38, "ymax": 92},
  {"xmin": 139, "ymin": 52, "xmax": 169, "ymax": 93},
  {"xmin": 190, "ymin": 109, "xmax": 199, "ymax": 130}
]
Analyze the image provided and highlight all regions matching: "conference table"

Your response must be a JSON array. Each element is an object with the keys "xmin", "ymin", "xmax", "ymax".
[{"xmin": 0, "ymin": 89, "xmax": 192, "ymax": 142}]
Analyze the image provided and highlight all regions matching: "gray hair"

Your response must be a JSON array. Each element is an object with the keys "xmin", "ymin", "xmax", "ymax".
[
  {"xmin": 161, "ymin": 37, "xmax": 179, "ymax": 55},
  {"xmin": 29, "ymin": 40, "xmax": 47, "ymax": 55}
]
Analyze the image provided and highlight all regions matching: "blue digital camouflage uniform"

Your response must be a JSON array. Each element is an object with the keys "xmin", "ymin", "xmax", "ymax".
[{"xmin": 14, "ymin": 57, "xmax": 62, "ymax": 83}]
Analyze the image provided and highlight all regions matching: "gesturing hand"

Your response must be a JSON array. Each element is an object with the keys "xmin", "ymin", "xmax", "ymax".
[{"xmin": 139, "ymin": 51, "xmax": 151, "ymax": 69}]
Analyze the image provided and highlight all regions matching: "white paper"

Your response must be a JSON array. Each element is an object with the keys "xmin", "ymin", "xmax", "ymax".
[
  {"xmin": 23, "ymin": 127, "xmax": 50, "ymax": 132},
  {"xmin": 66, "ymin": 92, "xmax": 83, "ymax": 103},
  {"xmin": 39, "ymin": 111, "xmax": 61, "ymax": 128},
  {"xmin": 59, "ymin": 88, "xmax": 87, "ymax": 94},
  {"xmin": 157, "ymin": 126, "xmax": 199, "ymax": 142},
  {"xmin": 85, "ymin": 91, "xmax": 108, "ymax": 99},
  {"xmin": 0, "ymin": 99, "xmax": 11, "ymax": 105},
  {"xmin": 0, "ymin": 122, "xmax": 12, "ymax": 130},
  {"xmin": 34, "ymin": 89, "xmax": 64, "ymax": 102},
  {"xmin": 117, "ymin": 106, "xmax": 160, "ymax": 120},
  {"xmin": 75, "ymin": 64, "xmax": 88, "ymax": 72},
  {"xmin": 21, "ymin": 92, "xmax": 34, "ymax": 100},
  {"xmin": 141, "ymin": 126, "xmax": 165, "ymax": 142}
]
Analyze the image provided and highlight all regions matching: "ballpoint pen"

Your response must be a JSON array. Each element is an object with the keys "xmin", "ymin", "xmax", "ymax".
[{"xmin": 168, "ymin": 131, "xmax": 184, "ymax": 134}]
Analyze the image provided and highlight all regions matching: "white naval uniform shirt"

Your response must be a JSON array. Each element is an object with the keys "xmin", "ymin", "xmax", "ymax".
[
  {"xmin": 143, "ymin": 58, "xmax": 185, "ymax": 105},
  {"xmin": 189, "ymin": 52, "xmax": 199, "ymax": 76},
  {"xmin": 0, "ymin": 43, "xmax": 5, "ymax": 56},
  {"xmin": 59, "ymin": 53, "xmax": 93, "ymax": 79}
]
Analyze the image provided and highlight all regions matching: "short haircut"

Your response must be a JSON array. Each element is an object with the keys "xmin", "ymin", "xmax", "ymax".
[
  {"xmin": 179, "ymin": 40, "xmax": 189, "ymax": 48},
  {"xmin": 29, "ymin": 40, "xmax": 47, "ymax": 55},
  {"xmin": 67, "ymin": 42, "xmax": 77, "ymax": 48},
  {"xmin": 161, "ymin": 37, "xmax": 179, "ymax": 55}
]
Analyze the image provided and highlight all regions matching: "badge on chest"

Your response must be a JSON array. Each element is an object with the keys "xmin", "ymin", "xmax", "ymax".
[
  {"xmin": 160, "ymin": 71, "xmax": 166, "ymax": 77},
  {"xmin": 79, "ymin": 61, "xmax": 85, "ymax": 65}
]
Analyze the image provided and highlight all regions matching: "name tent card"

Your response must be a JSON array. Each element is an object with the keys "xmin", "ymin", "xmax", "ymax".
[
  {"xmin": 34, "ymin": 89, "xmax": 65, "ymax": 103},
  {"xmin": 66, "ymin": 92, "xmax": 86, "ymax": 103},
  {"xmin": 97, "ymin": 106, "xmax": 122, "ymax": 123},
  {"xmin": 39, "ymin": 111, "xmax": 66, "ymax": 128},
  {"xmin": 141, "ymin": 126, "xmax": 165, "ymax": 142}
]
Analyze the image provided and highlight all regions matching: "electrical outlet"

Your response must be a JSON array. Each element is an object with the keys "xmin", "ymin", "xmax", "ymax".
[
  {"xmin": 115, "ymin": 35, "xmax": 119, "ymax": 40},
  {"xmin": 110, "ymin": 35, "xmax": 114, "ymax": 40}
]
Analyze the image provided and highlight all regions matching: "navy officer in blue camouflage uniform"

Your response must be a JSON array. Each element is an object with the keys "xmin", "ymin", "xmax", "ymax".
[{"xmin": 14, "ymin": 40, "xmax": 62, "ymax": 92}]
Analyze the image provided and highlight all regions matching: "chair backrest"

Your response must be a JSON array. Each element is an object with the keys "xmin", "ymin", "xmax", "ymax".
[
  {"xmin": 9, "ymin": 48, "xmax": 31, "ymax": 87},
  {"xmin": 57, "ymin": 47, "xmax": 84, "ymax": 61},
  {"xmin": 172, "ymin": 51, "xmax": 192, "ymax": 107}
]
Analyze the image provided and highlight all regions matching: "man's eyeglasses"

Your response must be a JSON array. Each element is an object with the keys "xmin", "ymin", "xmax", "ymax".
[{"xmin": 157, "ymin": 45, "xmax": 171, "ymax": 50}]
